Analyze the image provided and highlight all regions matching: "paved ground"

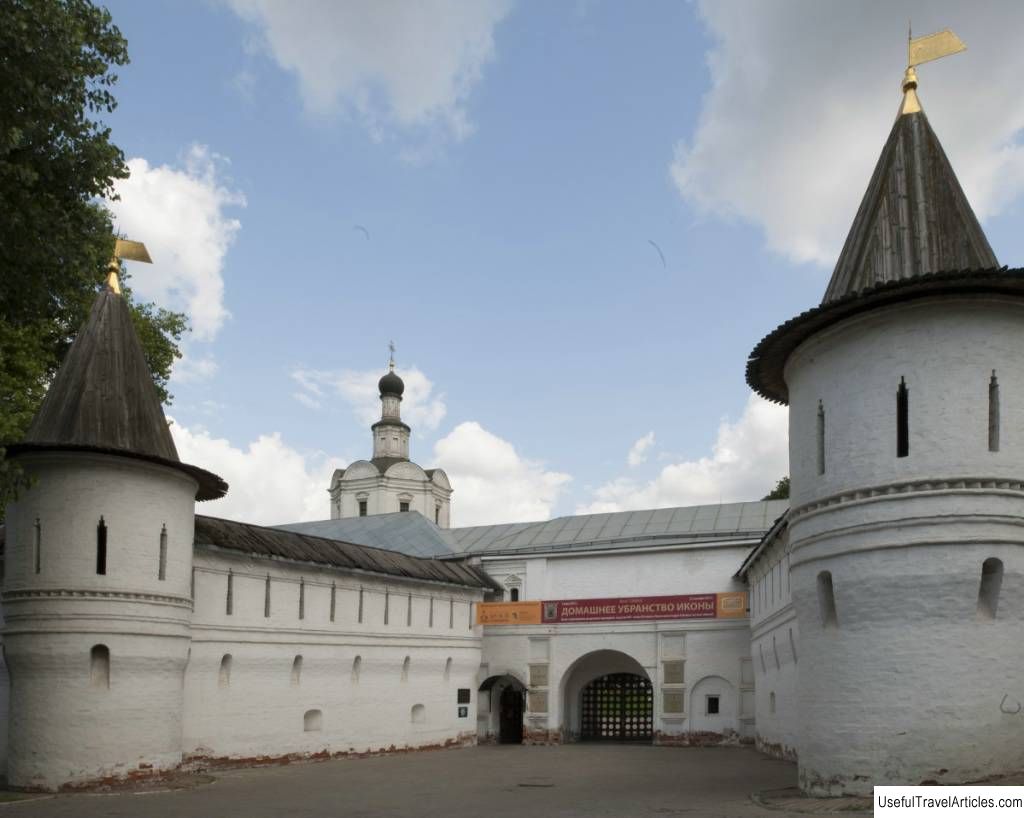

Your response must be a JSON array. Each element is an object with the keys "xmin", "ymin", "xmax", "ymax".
[{"xmin": 5, "ymin": 745, "xmax": 834, "ymax": 818}]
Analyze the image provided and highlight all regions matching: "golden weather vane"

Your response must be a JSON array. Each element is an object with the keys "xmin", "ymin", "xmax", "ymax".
[
  {"xmin": 105, "ymin": 238, "xmax": 152, "ymax": 295},
  {"xmin": 901, "ymin": 27, "xmax": 967, "ymax": 114}
]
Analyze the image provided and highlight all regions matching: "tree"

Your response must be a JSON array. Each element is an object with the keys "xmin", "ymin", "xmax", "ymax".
[
  {"xmin": 762, "ymin": 476, "xmax": 790, "ymax": 501},
  {"xmin": 1, "ymin": 0, "xmax": 187, "ymax": 514}
]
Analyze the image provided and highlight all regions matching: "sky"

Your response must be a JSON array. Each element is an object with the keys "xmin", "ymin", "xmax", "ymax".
[{"xmin": 97, "ymin": 0, "xmax": 1024, "ymax": 527}]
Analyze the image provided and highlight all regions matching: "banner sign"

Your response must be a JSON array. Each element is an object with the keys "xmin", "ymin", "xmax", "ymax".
[
  {"xmin": 476, "ymin": 592, "xmax": 746, "ymax": 626},
  {"xmin": 475, "ymin": 601, "xmax": 542, "ymax": 625}
]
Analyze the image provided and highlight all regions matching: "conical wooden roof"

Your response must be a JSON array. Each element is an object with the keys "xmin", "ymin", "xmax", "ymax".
[
  {"xmin": 10, "ymin": 288, "xmax": 227, "ymax": 500},
  {"xmin": 822, "ymin": 100, "xmax": 997, "ymax": 303}
]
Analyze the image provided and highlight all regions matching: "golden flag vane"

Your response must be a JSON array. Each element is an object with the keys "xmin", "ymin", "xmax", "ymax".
[
  {"xmin": 106, "ymin": 238, "xmax": 152, "ymax": 295},
  {"xmin": 902, "ymin": 27, "xmax": 967, "ymax": 115}
]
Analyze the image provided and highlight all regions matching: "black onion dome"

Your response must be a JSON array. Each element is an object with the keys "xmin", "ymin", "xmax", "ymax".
[{"xmin": 378, "ymin": 369, "xmax": 405, "ymax": 397}]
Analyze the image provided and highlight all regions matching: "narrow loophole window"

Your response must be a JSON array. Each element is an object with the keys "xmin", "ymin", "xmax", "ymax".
[
  {"xmin": 449, "ymin": 597, "xmax": 454, "ymax": 629},
  {"xmin": 264, "ymin": 574, "xmax": 271, "ymax": 618},
  {"xmin": 769, "ymin": 692, "xmax": 776, "ymax": 714},
  {"xmin": 401, "ymin": 656, "xmax": 410, "ymax": 682},
  {"xmin": 291, "ymin": 655, "xmax": 303, "ymax": 686},
  {"xmin": 191, "ymin": 567, "xmax": 195, "ymax": 599},
  {"xmin": 444, "ymin": 657, "xmax": 452, "ymax": 681},
  {"xmin": 977, "ymin": 558, "xmax": 1004, "ymax": 620},
  {"xmin": 896, "ymin": 377, "xmax": 909, "ymax": 458},
  {"xmin": 330, "ymin": 582, "xmax": 336, "ymax": 622},
  {"xmin": 989, "ymin": 371, "xmax": 1001, "ymax": 452},
  {"xmin": 304, "ymin": 709, "xmax": 322, "ymax": 732},
  {"xmin": 429, "ymin": 597, "xmax": 434, "ymax": 627},
  {"xmin": 358, "ymin": 587, "xmax": 364, "ymax": 623},
  {"xmin": 299, "ymin": 578, "xmax": 305, "ymax": 620},
  {"xmin": 96, "ymin": 517, "xmax": 107, "ymax": 575},
  {"xmin": 226, "ymin": 570, "xmax": 234, "ymax": 616},
  {"xmin": 816, "ymin": 401, "xmax": 826, "ymax": 475},
  {"xmin": 352, "ymin": 655, "xmax": 362, "ymax": 683},
  {"xmin": 406, "ymin": 593, "xmax": 412, "ymax": 626},
  {"xmin": 384, "ymin": 589, "xmax": 390, "ymax": 625},
  {"xmin": 219, "ymin": 654, "xmax": 232, "ymax": 688},
  {"xmin": 33, "ymin": 518, "xmax": 41, "ymax": 575},
  {"xmin": 90, "ymin": 644, "xmax": 110, "ymax": 689},
  {"xmin": 817, "ymin": 571, "xmax": 838, "ymax": 629},
  {"xmin": 158, "ymin": 524, "xmax": 167, "ymax": 581}
]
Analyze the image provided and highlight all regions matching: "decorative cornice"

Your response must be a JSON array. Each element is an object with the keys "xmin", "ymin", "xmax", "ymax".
[
  {"xmin": 2, "ymin": 588, "xmax": 193, "ymax": 607},
  {"xmin": 790, "ymin": 477, "xmax": 1024, "ymax": 522}
]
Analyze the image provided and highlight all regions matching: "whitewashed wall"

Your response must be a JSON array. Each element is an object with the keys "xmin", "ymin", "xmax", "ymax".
[
  {"xmin": 479, "ymin": 543, "xmax": 756, "ymax": 742},
  {"xmin": 786, "ymin": 297, "xmax": 1024, "ymax": 794},
  {"xmin": 184, "ymin": 549, "xmax": 483, "ymax": 759},
  {"xmin": 747, "ymin": 525, "xmax": 799, "ymax": 759}
]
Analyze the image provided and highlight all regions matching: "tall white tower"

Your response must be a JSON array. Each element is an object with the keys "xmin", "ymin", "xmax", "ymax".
[
  {"xmin": 328, "ymin": 350, "xmax": 453, "ymax": 526},
  {"xmin": 3, "ymin": 276, "xmax": 227, "ymax": 790},
  {"xmin": 747, "ymin": 51, "xmax": 1024, "ymax": 793}
]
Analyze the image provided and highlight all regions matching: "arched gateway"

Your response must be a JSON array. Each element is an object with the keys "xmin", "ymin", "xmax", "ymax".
[
  {"xmin": 479, "ymin": 674, "xmax": 526, "ymax": 744},
  {"xmin": 560, "ymin": 650, "xmax": 653, "ymax": 743}
]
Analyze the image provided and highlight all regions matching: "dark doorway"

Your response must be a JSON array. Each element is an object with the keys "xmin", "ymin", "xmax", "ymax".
[
  {"xmin": 580, "ymin": 673, "xmax": 653, "ymax": 741},
  {"xmin": 499, "ymin": 686, "xmax": 524, "ymax": 744}
]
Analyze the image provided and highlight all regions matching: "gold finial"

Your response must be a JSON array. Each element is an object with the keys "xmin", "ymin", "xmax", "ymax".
[
  {"xmin": 901, "ymin": 28, "xmax": 967, "ymax": 115},
  {"xmin": 388, "ymin": 340, "xmax": 396, "ymax": 371},
  {"xmin": 106, "ymin": 238, "xmax": 152, "ymax": 295}
]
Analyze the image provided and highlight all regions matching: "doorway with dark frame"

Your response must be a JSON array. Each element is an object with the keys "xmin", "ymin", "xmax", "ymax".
[{"xmin": 499, "ymin": 686, "xmax": 524, "ymax": 744}]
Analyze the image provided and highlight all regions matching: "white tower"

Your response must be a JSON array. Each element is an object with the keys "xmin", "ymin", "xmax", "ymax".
[
  {"xmin": 747, "ymin": 51, "xmax": 1024, "ymax": 793},
  {"xmin": 328, "ymin": 349, "xmax": 453, "ymax": 525},
  {"xmin": 3, "ymin": 274, "xmax": 227, "ymax": 790}
]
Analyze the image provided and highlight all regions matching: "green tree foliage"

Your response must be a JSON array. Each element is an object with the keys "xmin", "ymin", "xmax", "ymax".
[
  {"xmin": 762, "ymin": 476, "xmax": 790, "ymax": 501},
  {"xmin": 1, "ymin": 0, "xmax": 187, "ymax": 514}
]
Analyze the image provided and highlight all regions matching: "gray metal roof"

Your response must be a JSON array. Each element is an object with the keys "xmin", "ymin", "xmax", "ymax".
[
  {"xmin": 443, "ymin": 500, "xmax": 790, "ymax": 556},
  {"xmin": 275, "ymin": 501, "xmax": 789, "ymax": 561},
  {"xmin": 275, "ymin": 512, "xmax": 455, "ymax": 558}
]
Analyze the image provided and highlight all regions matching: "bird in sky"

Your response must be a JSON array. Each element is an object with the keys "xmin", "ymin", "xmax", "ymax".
[
  {"xmin": 353, "ymin": 224, "xmax": 370, "ymax": 240},
  {"xmin": 648, "ymin": 239, "xmax": 666, "ymax": 268}
]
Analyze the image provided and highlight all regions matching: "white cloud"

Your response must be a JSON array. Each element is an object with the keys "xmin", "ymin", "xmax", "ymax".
[
  {"xmin": 227, "ymin": 0, "xmax": 512, "ymax": 141},
  {"xmin": 672, "ymin": 1, "xmax": 1024, "ymax": 266},
  {"xmin": 433, "ymin": 421, "xmax": 571, "ymax": 527},
  {"xmin": 292, "ymin": 366, "xmax": 447, "ymax": 431},
  {"xmin": 173, "ymin": 350, "xmax": 219, "ymax": 384},
  {"xmin": 627, "ymin": 431, "xmax": 655, "ymax": 467},
  {"xmin": 170, "ymin": 419, "xmax": 343, "ymax": 525},
  {"xmin": 108, "ymin": 144, "xmax": 245, "ymax": 340},
  {"xmin": 576, "ymin": 394, "xmax": 787, "ymax": 514}
]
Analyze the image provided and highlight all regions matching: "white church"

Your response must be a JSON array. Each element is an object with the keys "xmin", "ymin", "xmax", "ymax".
[{"xmin": 2, "ymin": 49, "xmax": 1023, "ymax": 796}]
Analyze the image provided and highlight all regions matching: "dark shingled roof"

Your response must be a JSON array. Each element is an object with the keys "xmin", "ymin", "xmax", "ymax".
[
  {"xmin": 747, "ymin": 267, "xmax": 1024, "ymax": 404},
  {"xmin": 6, "ymin": 289, "xmax": 227, "ymax": 500},
  {"xmin": 195, "ymin": 515, "xmax": 496, "ymax": 589},
  {"xmin": 747, "ymin": 86, "xmax": 1008, "ymax": 405},
  {"xmin": 823, "ymin": 104, "xmax": 997, "ymax": 304}
]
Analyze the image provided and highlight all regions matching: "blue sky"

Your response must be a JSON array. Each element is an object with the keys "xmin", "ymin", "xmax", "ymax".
[{"xmin": 98, "ymin": 1, "xmax": 1024, "ymax": 525}]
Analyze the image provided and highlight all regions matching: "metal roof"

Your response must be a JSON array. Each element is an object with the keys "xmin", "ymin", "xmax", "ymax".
[
  {"xmin": 442, "ymin": 500, "xmax": 790, "ymax": 556},
  {"xmin": 276, "ymin": 512, "xmax": 455, "ymax": 558}
]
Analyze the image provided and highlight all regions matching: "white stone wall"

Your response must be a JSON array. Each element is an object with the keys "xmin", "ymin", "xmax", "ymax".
[
  {"xmin": 478, "ymin": 543, "xmax": 755, "ymax": 742},
  {"xmin": 747, "ymin": 527, "xmax": 799, "ymax": 759},
  {"xmin": 785, "ymin": 297, "xmax": 1024, "ymax": 794},
  {"xmin": 2, "ymin": 453, "xmax": 197, "ymax": 790},
  {"xmin": 184, "ymin": 550, "xmax": 483, "ymax": 759},
  {"xmin": 333, "ymin": 463, "xmax": 452, "ymax": 526}
]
